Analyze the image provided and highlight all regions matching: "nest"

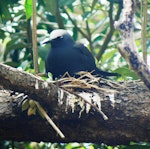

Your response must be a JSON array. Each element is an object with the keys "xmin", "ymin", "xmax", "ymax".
[{"xmin": 52, "ymin": 71, "xmax": 124, "ymax": 120}]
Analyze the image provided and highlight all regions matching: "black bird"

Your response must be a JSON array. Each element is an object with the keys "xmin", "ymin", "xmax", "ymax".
[{"xmin": 45, "ymin": 29, "xmax": 119, "ymax": 79}]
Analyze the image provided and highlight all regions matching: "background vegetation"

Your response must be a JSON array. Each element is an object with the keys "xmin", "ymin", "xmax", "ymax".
[{"xmin": 0, "ymin": 0, "xmax": 150, "ymax": 148}]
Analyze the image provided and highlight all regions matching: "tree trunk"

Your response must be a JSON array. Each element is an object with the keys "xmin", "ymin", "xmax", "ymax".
[{"xmin": 0, "ymin": 63, "xmax": 150, "ymax": 145}]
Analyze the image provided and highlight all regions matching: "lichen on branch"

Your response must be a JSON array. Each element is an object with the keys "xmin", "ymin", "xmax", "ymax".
[{"xmin": 115, "ymin": 0, "xmax": 150, "ymax": 89}]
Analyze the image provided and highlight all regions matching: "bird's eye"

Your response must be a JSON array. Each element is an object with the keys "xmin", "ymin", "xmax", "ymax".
[{"xmin": 57, "ymin": 35, "xmax": 63, "ymax": 39}]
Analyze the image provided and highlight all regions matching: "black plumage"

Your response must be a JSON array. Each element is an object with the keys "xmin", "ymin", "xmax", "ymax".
[{"xmin": 45, "ymin": 29, "xmax": 119, "ymax": 79}]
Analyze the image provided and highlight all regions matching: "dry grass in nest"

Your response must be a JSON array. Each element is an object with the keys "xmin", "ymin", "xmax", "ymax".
[
  {"xmin": 54, "ymin": 71, "xmax": 122, "ymax": 94},
  {"xmin": 52, "ymin": 71, "xmax": 125, "ymax": 120}
]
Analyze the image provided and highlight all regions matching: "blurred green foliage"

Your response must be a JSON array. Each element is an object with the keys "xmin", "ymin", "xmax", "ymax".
[
  {"xmin": 0, "ymin": 141, "xmax": 150, "ymax": 149},
  {"xmin": 0, "ymin": 0, "xmax": 150, "ymax": 148}
]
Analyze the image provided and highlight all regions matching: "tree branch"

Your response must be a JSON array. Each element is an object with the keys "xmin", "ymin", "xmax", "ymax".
[
  {"xmin": 55, "ymin": 0, "xmax": 65, "ymax": 29},
  {"xmin": 80, "ymin": 0, "xmax": 93, "ymax": 52},
  {"xmin": 32, "ymin": 0, "xmax": 39, "ymax": 73},
  {"xmin": 0, "ymin": 63, "xmax": 150, "ymax": 144},
  {"xmin": 115, "ymin": 0, "xmax": 150, "ymax": 89},
  {"xmin": 97, "ymin": 2, "xmax": 122, "ymax": 60},
  {"xmin": 63, "ymin": 8, "xmax": 89, "ymax": 39},
  {"xmin": 141, "ymin": 0, "xmax": 148, "ymax": 63}
]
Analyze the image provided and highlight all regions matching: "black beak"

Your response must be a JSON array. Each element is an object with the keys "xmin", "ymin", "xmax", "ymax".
[{"xmin": 42, "ymin": 40, "xmax": 51, "ymax": 45}]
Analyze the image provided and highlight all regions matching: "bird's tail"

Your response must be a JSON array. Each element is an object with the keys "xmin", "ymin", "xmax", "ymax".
[{"xmin": 94, "ymin": 68, "xmax": 120, "ymax": 77}]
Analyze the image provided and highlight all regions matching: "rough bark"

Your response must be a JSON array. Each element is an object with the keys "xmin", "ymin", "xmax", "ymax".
[
  {"xmin": 0, "ymin": 63, "xmax": 150, "ymax": 145},
  {"xmin": 0, "ymin": 1, "xmax": 150, "ymax": 145},
  {"xmin": 115, "ymin": 0, "xmax": 150, "ymax": 89}
]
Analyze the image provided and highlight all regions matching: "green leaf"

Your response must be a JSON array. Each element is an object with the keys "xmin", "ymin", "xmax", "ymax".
[
  {"xmin": 101, "ymin": 49, "xmax": 117, "ymax": 65},
  {"xmin": 22, "ymin": 99, "xmax": 29, "ymax": 111},
  {"xmin": 0, "ymin": 29, "xmax": 6, "ymax": 39},
  {"xmin": 82, "ymin": 11, "xmax": 91, "ymax": 20},
  {"xmin": 44, "ymin": 0, "xmax": 57, "ymax": 16},
  {"xmin": 24, "ymin": 0, "xmax": 32, "ymax": 19},
  {"xmin": 38, "ymin": 44, "xmax": 49, "ymax": 61},
  {"xmin": 4, "ymin": 61, "xmax": 20, "ymax": 68},
  {"xmin": 38, "ymin": 58, "xmax": 45, "ymax": 73},
  {"xmin": 59, "ymin": 0, "xmax": 76, "ymax": 7},
  {"xmin": 115, "ymin": 67, "xmax": 139, "ymax": 79},
  {"xmin": 91, "ymin": 0, "xmax": 98, "ymax": 11},
  {"xmin": 0, "ymin": 0, "xmax": 11, "ymax": 20},
  {"xmin": 28, "ymin": 107, "xmax": 36, "ymax": 116},
  {"xmin": 4, "ymin": 39, "xmax": 27, "ymax": 61},
  {"xmin": 122, "ymin": 144, "xmax": 150, "ymax": 149}
]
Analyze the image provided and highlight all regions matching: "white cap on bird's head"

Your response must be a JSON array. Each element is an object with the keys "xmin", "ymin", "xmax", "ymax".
[
  {"xmin": 50, "ymin": 29, "xmax": 69, "ymax": 41},
  {"xmin": 42, "ymin": 29, "xmax": 74, "ymax": 45}
]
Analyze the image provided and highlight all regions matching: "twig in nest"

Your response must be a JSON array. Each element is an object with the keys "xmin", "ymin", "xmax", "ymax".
[
  {"xmin": 101, "ymin": 78, "xmax": 132, "ymax": 92},
  {"xmin": 57, "ymin": 72, "xmax": 118, "ymax": 93}
]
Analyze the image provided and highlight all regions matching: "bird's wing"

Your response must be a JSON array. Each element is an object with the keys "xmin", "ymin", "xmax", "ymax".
[
  {"xmin": 73, "ymin": 43, "xmax": 120, "ymax": 77},
  {"xmin": 73, "ymin": 43, "xmax": 96, "ymax": 70}
]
